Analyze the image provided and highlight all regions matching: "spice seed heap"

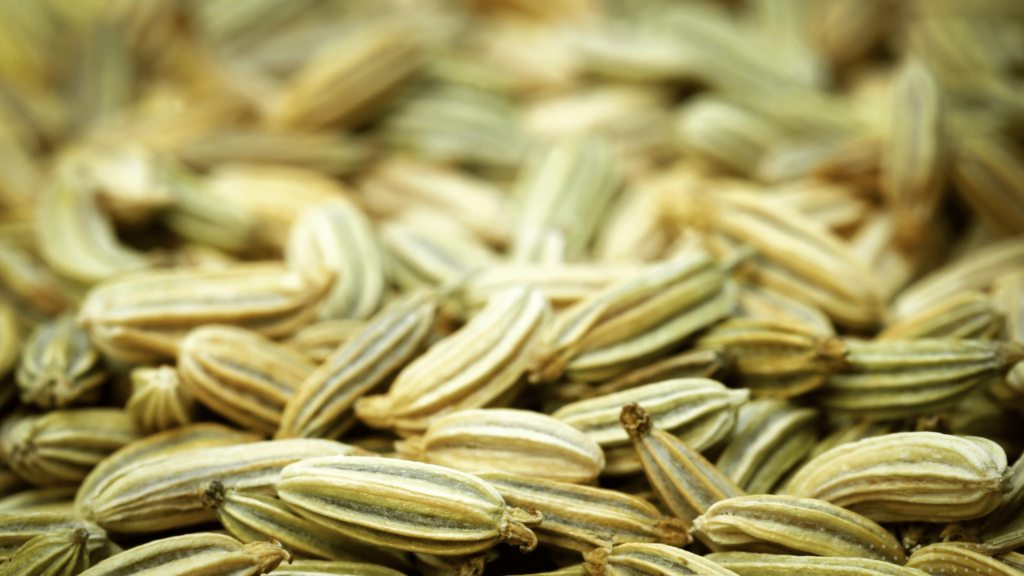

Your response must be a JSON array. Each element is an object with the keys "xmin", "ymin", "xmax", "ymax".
[{"xmin": 0, "ymin": 1, "xmax": 1023, "ymax": 576}]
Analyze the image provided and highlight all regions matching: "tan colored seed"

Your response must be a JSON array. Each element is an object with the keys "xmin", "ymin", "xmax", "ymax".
[
  {"xmin": 706, "ymin": 552, "xmax": 931, "ymax": 576},
  {"xmin": 199, "ymin": 481, "xmax": 412, "ymax": 571},
  {"xmin": 693, "ymin": 494, "xmax": 905, "ymax": 563},
  {"xmin": 356, "ymin": 286, "xmax": 549, "ymax": 436},
  {"xmin": 77, "ymin": 533, "xmax": 289, "ymax": 576},
  {"xmin": 584, "ymin": 543, "xmax": 741, "ymax": 576},
  {"xmin": 479, "ymin": 471, "xmax": 690, "ymax": 553},
  {"xmin": 126, "ymin": 366, "xmax": 197, "ymax": 435},
  {"xmin": 84, "ymin": 439, "xmax": 369, "ymax": 533},
  {"xmin": 278, "ymin": 290, "xmax": 437, "ymax": 440},
  {"xmin": 787, "ymin": 432, "xmax": 1010, "ymax": 522},
  {"xmin": 179, "ymin": 325, "xmax": 316, "ymax": 435},
  {"xmin": 16, "ymin": 314, "xmax": 107, "ymax": 410},
  {"xmin": 0, "ymin": 409, "xmax": 140, "ymax": 486},
  {"xmin": 396, "ymin": 408, "xmax": 605, "ymax": 484},
  {"xmin": 277, "ymin": 455, "xmax": 543, "ymax": 555}
]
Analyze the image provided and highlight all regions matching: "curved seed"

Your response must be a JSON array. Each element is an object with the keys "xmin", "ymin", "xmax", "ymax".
[
  {"xmin": 907, "ymin": 543, "xmax": 1024, "ymax": 576},
  {"xmin": 0, "ymin": 512, "xmax": 106, "ymax": 561},
  {"xmin": 86, "ymin": 439, "xmax": 369, "ymax": 533},
  {"xmin": 877, "ymin": 291, "xmax": 1004, "ymax": 340},
  {"xmin": 277, "ymin": 456, "xmax": 543, "ymax": 555},
  {"xmin": 397, "ymin": 408, "xmax": 604, "ymax": 484},
  {"xmin": 199, "ymin": 481, "xmax": 411, "ymax": 571},
  {"xmin": 479, "ymin": 471, "xmax": 690, "ymax": 553},
  {"xmin": 584, "ymin": 543, "xmax": 740, "ymax": 576},
  {"xmin": 126, "ymin": 366, "xmax": 197, "ymax": 435},
  {"xmin": 819, "ymin": 339, "xmax": 1024, "ymax": 418},
  {"xmin": 77, "ymin": 263, "xmax": 332, "ymax": 364},
  {"xmin": 786, "ymin": 432, "xmax": 1010, "ymax": 522},
  {"xmin": 511, "ymin": 137, "xmax": 622, "ymax": 264},
  {"xmin": 75, "ymin": 423, "xmax": 260, "ymax": 520},
  {"xmin": 620, "ymin": 403, "xmax": 744, "ymax": 550},
  {"xmin": 531, "ymin": 251, "xmax": 736, "ymax": 383},
  {"xmin": 684, "ymin": 191, "xmax": 883, "ymax": 328},
  {"xmin": 36, "ymin": 160, "xmax": 148, "ymax": 286},
  {"xmin": 16, "ymin": 315, "xmax": 107, "ymax": 410},
  {"xmin": 715, "ymin": 399, "xmax": 817, "ymax": 494},
  {"xmin": 179, "ymin": 325, "xmax": 315, "ymax": 435},
  {"xmin": 355, "ymin": 286, "xmax": 549, "ymax": 436},
  {"xmin": 554, "ymin": 379, "xmax": 748, "ymax": 451},
  {"xmin": 0, "ymin": 409, "xmax": 140, "ymax": 486},
  {"xmin": 78, "ymin": 533, "xmax": 289, "ymax": 576},
  {"xmin": 277, "ymin": 290, "xmax": 436, "ymax": 440},
  {"xmin": 891, "ymin": 238, "xmax": 1024, "ymax": 320},
  {"xmin": 706, "ymin": 552, "xmax": 931, "ymax": 576},
  {"xmin": 286, "ymin": 200, "xmax": 385, "ymax": 321},
  {"xmin": 693, "ymin": 495, "xmax": 905, "ymax": 563},
  {"xmin": 697, "ymin": 318, "xmax": 848, "ymax": 397},
  {"xmin": 1, "ymin": 528, "xmax": 92, "ymax": 576}
]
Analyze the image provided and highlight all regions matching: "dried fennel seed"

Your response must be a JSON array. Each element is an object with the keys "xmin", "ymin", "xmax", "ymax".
[
  {"xmin": 354, "ymin": 285, "xmax": 550, "ymax": 436},
  {"xmin": 692, "ymin": 494, "xmax": 906, "ymax": 563},
  {"xmin": 178, "ymin": 325, "xmax": 316, "ymax": 435},
  {"xmin": 1, "ymin": 528, "xmax": 93, "ymax": 576},
  {"xmin": 478, "ymin": 471, "xmax": 690, "ymax": 552},
  {"xmin": 277, "ymin": 455, "xmax": 543, "ymax": 555},
  {"xmin": 4, "ymin": 2, "xmax": 1024, "ymax": 576},
  {"xmin": 77, "ymin": 533, "xmax": 290, "ymax": 576},
  {"xmin": 84, "ymin": 439, "xmax": 369, "ymax": 533},
  {"xmin": 786, "ymin": 432, "xmax": 1011, "ymax": 523},
  {"xmin": 16, "ymin": 314, "xmax": 107, "ymax": 410},
  {"xmin": 395, "ymin": 408, "xmax": 605, "ymax": 484},
  {"xmin": 199, "ymin": 481, "xmax": 412, "ymax": 570}
]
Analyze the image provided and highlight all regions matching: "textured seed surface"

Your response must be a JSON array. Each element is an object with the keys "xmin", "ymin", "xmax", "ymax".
[
  {"xmin": 278, "ymin": 290, "xmax": 436, "ymax": 440},
  {"xmin": 553, "ymin": 378, "xmax": 748, "ymax": 450},
  {"xmin": 787, "ymin": 432, "xmax": 1010, "ymax": 522},
  {"xmin": 355, "ymin": 286, "xmax": 549, "ymax": 436},
  {"xmin": 0, "ymin": 409, "xmax": 140, "ymax": 486},
  {"xmin": 200, "ymin": 481, "xmax": 411, "ymax": 570},
  {"xmin": 85, "ymin": 439, "xmax": 368, "ymax": 533},
  {"xmin": 584, "ymin": 543, "xmax": 741, "ymax": 576},
  {"xmin": 16, "ymin": 315, "xmax": 107, "ymax": 410},
  {"xmin": 706, "ymin": 552, "xmax": 932, "ymax": 576},
  {"xmin": 179, "ymin": 325, "xmax": 316, "ymax": 435},
  {"xmin": 397, "ymin": 408, "xmax": 605, "ymax": 484},
  {"xmin": 480, "ymin": 471, "xmax": 690, "ymax": 552},
  {"xmin": 277, "ymin": 455, "xmax": 542, "ymax": 555},
  {"xmin": 693, "ymin": 494, "xmax": 905, "ymax": 563},
  {"xmin": 77, "ymin": 533, "xmax": 290, "ymax": 576}
]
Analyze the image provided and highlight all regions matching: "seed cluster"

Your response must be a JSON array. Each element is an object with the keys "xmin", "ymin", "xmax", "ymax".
[{"xmin": 0, "ymin": 2, "xmax": 1022, "ymax": 576}]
